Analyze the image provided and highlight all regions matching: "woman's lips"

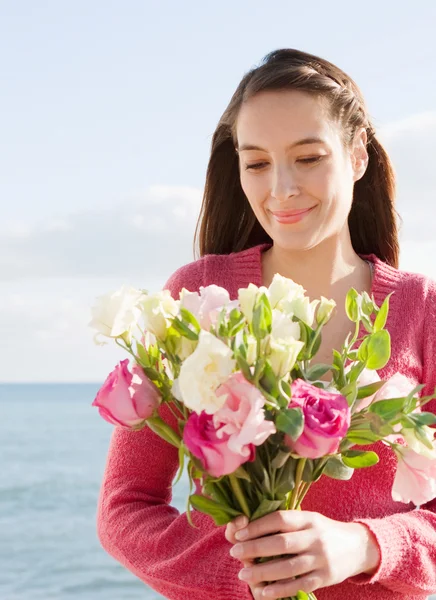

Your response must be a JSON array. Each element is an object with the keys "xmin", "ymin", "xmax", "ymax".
[{"xmin": 271, "ymin": 206, "xmax": 316, "ymax": 224}]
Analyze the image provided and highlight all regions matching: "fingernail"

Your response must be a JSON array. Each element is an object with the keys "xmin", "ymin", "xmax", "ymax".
[
  {"xmin": 235, "ymin": 528, "xmax": 248, "ymax": 540},
  {"xmin": 230, "ymin": 544, "xmax": 243, "ymax": 557},
  {"xmin": 234, "ymin": 515, "xmax": 248, "ymax": 528},
  {"xmin": 262, "ymin": 588, "xmax": 275, "ymax": 598},
  {"xmin": 238, "ymin": 568, "xmax": 252, "ymax": 580}
]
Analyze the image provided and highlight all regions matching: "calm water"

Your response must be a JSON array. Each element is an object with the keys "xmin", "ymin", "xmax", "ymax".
[
  {"xmin": 2, "ymin": 384, "xmax": 435, "ymax": 600},
  {"xmin": 0, "ymin": 383, "xmax": 190, "ymax": 600}
]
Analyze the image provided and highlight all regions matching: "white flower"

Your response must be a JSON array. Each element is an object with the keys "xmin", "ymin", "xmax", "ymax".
[
  {"xmin": 140, "ymin": 290, "xmax": 179, "ymax": 340},
  {"xmin": 392, "ymin": 445, "xmax": 436, "ymax": 505},
  {"xmin": 271, "ymin": 309, "xmax": 301, "ymax": 341},
  {"xmin": 267, "ymin": 273, "xmax": 305, "ymax": 309},
  {"xmin": 89, "ymin": 284, "xmax": 143, "ymax": 345},
  {"xmin": 282, "ymin": 295, "xmax": 320, "ymax": 326},
  {"xmin": 269, "ymin": 338, "xmax": 305, "ymax": 379},
  {"xmin": 238, "ymin": 283, "xmax": 267, "ymax": 324},
  {"xmin": 177, "ymin": 331, "xmax": 236, "ymax": 414},
  {"xmin": 316, "ymin": 296, "xmax": 336, "ymax": 325}
]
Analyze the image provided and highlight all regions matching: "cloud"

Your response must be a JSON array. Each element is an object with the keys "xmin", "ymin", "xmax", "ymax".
[
  {"xmin": 378, "ymin": 111, "xmax": 436, "ymax": 242},
  {"xmin": 1, "ymin": 185, "xmax": 203, "ymax": 282}
]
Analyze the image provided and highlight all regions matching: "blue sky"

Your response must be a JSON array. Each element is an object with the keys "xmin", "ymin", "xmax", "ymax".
[{"xmin": 1, "ymin": 1, "xmax": 436, "ymax": 381}]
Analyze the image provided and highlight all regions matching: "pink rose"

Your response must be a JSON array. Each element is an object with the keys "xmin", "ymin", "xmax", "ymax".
[
  {"xmin": 392, "ymin": 446, "xmax": 436, "ymax": 505},
  {"xmin": 183, "ymin": 372, "xmax": 275, "ymax": 477},
  {"xmin": 180, "ymin": 285, "xmax": 235, "ymax": 330},
  {"xmin": 93, "ymin": 359, "xmax": 161, "ymax": 428},
  {"xmin": 183, "ymin": 411, "xmax": 250, "ymax": 477},
  {"xmin": 285, "ymin": 379, "xmax": 350, "ymax": 459},
  {"xmin": 214, "ymin": 372, "xmax": 276, "ymax": 454}
]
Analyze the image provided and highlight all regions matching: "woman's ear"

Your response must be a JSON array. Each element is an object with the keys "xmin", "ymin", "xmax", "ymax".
[{"xmin": 351, "ymin": 127, "xmax": 369, "ymax": 182}]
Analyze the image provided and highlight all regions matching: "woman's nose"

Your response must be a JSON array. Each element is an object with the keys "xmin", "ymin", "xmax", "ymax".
[{"xmin": 270, "ymin": 166, "xmax": 300, "ymax": 203}]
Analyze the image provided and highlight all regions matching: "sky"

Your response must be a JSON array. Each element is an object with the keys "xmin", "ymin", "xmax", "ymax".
[{"xmin": 1, "ymin": 0, "xmax": 436, "ymax": 382}]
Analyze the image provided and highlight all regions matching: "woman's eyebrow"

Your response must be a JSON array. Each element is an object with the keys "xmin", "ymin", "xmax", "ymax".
[{"xmin": 237, "ymin": 137, "xmax": 326, "ymax": 152}]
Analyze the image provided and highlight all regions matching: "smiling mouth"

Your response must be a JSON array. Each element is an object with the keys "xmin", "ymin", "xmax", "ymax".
[{"xmin": 270, "ymin": 206, "xmax": 316, "ymax": 223}]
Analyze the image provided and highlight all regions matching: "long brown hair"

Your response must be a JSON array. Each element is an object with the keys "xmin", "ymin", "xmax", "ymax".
[{"xmin": 194, "ymin": 48, "xmax": 400, "ymax": 268}]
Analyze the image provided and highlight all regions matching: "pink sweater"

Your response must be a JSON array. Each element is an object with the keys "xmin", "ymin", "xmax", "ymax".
[{"xmin": 97, "ymin": 243, "xmax": 436, "ymax": 600}]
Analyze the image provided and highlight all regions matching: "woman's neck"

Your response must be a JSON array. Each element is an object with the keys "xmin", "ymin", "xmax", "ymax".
[{"xmin": 261, "ymin": 238, "xmax": 372, "ymax": 301}]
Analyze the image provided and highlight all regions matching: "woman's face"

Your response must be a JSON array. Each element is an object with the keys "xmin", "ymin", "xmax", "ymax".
[{"xmin": 235, "ymin": 90, "xmax": 368, "ymax": 252}]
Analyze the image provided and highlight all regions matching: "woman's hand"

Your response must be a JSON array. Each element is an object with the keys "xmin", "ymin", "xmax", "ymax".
[{"xmin": 225, "ymin": 510, "xmax": 381, "ymax": 599}]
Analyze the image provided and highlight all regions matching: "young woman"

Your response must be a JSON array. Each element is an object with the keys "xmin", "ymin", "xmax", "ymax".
[{"xmin": 96, "ymin": 49, "xmax": 436, "ymax": 600}]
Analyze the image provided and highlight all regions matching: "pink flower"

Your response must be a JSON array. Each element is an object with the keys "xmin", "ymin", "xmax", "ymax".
[
  {"xmin": 349, "ymin": 366, "xmax": 416, "ymax": 413},
  {"xmin": 180, "ymin": 285, "xmax": 235, "ymax": 330},
  {"xmin": 392, "ymin": 446, "xmax": 436, "ymax": 505},
  {"xmin": 214, "ymin": 372, "xmax": 276, "ymax": 454},
  {"xmin": 183, "ymin": 411, "xmax": 251, "ymax": 477},
  {"xmin": 183, "ymin": 372, "xmax": 275, "ymax": 477},
  {"xmin": 285, "ymin": 379, "xmax": 350, "ymax": 459},
  {"xmin": 92, "ymin": 359, "xmax": 161, "ymax": 428}
]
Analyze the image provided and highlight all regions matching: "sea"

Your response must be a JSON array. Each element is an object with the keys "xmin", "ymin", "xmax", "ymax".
[
  {"xmin": 2, "ymin": 383, "xmax": 435, "ymax": 600},
  {"xmin": 0, "ymin": 383, "xmax": 190, "ymax": 600}
]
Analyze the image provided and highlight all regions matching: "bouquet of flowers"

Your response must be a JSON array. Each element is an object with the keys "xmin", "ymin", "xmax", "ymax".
[{"xmin": 90, "ymin": 276, "xmax": 436, "ymax": 600}]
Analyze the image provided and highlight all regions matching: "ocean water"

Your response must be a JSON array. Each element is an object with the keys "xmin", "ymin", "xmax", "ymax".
[
  {"xmin": 0, "ymin": 383, "xmax": 190, "ymax": 600},
  {"xmin": 2, "ymin": 384, "xmax": 435, "ymax": 600}
]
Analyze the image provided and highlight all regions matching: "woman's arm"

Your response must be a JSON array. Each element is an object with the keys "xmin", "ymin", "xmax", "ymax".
[
  {"xmin": 348, "ymin": 277, "xmax": 436, "ymax": 595},
  {"xmin": 97, "ymin": 405, "xmax": 250, "ymax": 600},
  {"xmin": 96, "ymin": 260, "xmax": 252, "ymax": 600}
]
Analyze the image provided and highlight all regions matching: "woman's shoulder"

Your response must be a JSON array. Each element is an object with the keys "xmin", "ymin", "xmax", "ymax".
[
  {"xmin": 163, "ymin": 244, "xmax": 266, "ymax": 299},
  {"xmin": 367, "ymin": 253, "xmax": 436, "ymax": 309}
]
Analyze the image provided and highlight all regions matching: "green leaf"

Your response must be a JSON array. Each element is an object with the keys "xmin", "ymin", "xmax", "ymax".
[
  {"xmin": 306, "ymin": 363, "xmax": 332, "ymax": 381},
  {"xmin": 189, "ymin": 494, "xmax": 242, "ymax": 525},
  {"xmin": 146, "ymin": 416, "xmax": 181, "ymax": 448},
  {"xmin": 415, "ymin": 426, "xmax": 435, "ymax": 450},
  {"xmin": 361, "ymin": 315, "xmax": 374, "ymax": 334},
  {"xmin": 361, "ymin": 291, "xmax": 375, "ymax": 317},
  {"xmin": 332, "ymin": 349, "xmax": 346, "ymax": 389},
  {"xmin": 346, "ymin": 429, "xmax": 381, "ymax": 445},
  {"xmin": 342, "ymin": 450, "xmax": 379, "ymax": 468},
  {"xmin": 171, "ymin": 317, "xmax": 199, "ymax": 341},
  {"xmin": 275, "ymin": 407, "xmax": 304, "ymax": 441},
  {"xmin": 340, "ymin": 381, "xmax": 357, "ymax": 407},
  {"xmin": 296, "ymin": 591, "xmax": 309, "ymax": 600},
  {"xmin": 323, "ymin": 455, "xmax": 354, "ymax": 480},
  {"xmin": 275, "ymin": 456, "xmax": 297, "ymax": 495},
  {"xmin": 373, "ymin": 293, "xmax": 392, "ymax": 333},
  {"xmin": 271, "ymin": 448, "xmax": 291, "ymax": 469},
  {"xmin": 235, "ymin": 353, "xmax": 253, "ymax": 381},
  {"xmin": 251, "ymin": 499, "xmax": 283, "ymax": 521},
  {"xmin": 252, "ymin": 292, "xmax": 272, "ymax": 339},
  {"xmin": 173, "ymin": 443, "xmax": 186, "ymax": 485},
  {"xmin": 357, "ymin": 337, "xmax": 369, "ymax": 363},
  {"xmin": 345, "ymin": 288, "xmax": 359, "ymax": 322},
  {"xmin": 368, "ymin": 396, "xmax": 406, "ymax": 421},
  {"xmin": 180, "ymin": 308, "xmax": 201, "ymax": 332},
  {"xmin": 260, "ymin": 361, "xmax": 280, "ymax": 396},
  {"xmin": 366, "ymin": 330, "xmax": 391, "ymax": 370},
  {"xmin": 136, "ymin": 343, "xmax": 151, "ymax": 367},
  {"xmin": 233, "ymin": 466, "xmax": 252, "ymax": 482},
  {"xmin": 409, "ymin": 412, "xmax": 436, "ymax": 427},
  {"xmin": 356, "ymin": 380, "xmax": 385, "ymax": 400}
]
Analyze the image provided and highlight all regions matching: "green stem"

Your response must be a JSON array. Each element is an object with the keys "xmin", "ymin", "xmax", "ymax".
[
  {"xmin": 228, "ymin": 474, "xmax": 251, "ymax": 518},
  {"xmin": 288, "ymin": 458, "xmax": 306, "ymax": 510}
]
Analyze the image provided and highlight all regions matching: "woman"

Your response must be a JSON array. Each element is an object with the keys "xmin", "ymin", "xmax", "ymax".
[{"xmin": 97, "ymin": 49, "xmax": 436, "ymax": 600}]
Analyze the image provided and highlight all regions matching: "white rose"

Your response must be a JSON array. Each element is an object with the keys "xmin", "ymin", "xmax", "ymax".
[
  {"xmin": 268, "ymin": 273, "xmax": 305, "ymax": 309},
  {"xmin": 141, "ymin": 290, "xmax": 179, "ymax": 340},
  {"xmin": 271, "ymin": 309, "xmax": 301, "ymax": 341},
  {"xmin": 89, "ymin": 284, "xmax": 143, "ymax": 345},
  {"xmin": 316, "ymin": 296, "xmax": 337, "ymax": 325},
  {"xmin": 269, "ymin": 338, "xmax": 305, "ymax": 379},
  {"xmin": 238, "ymin": 283, "xmax": 268, "ymax": 324},
  {"xmin": 178, "ymin": 331, "xmax": 236, "ymax": 414},
  {"xmin": 282, "ymin": 295, "xmax": 320, "ymax": 327}
]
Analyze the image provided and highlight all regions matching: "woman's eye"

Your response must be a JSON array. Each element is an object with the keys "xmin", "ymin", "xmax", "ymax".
[
  {"xmin": 297, "ymin": 156, "xmax": 323, "ymax": 164},
  {"xmin": 245, "ymin": 162, "xmax": 268, "ymax": 171}
]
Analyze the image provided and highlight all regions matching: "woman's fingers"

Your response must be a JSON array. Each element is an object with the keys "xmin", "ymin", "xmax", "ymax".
[
  {"xmin": 238, "ymin": 553, "xmax": 318, "ymax": 584},
  {"xmin": 260, "ymin": 570, "xmax": 323, "ymax": 599},
  {"xmin": 231, "ymin": 529, "xmax": 314, "ymax": 560},
  {"xmin": 225, "ymin": 515, "xmax": 249, "ymax": 543},
  {"xmin": 234, "ymin": 510, "xmax": 316, "ymax": 542}
]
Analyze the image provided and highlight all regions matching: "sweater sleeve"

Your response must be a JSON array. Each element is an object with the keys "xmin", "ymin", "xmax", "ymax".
[
  {"xmin": 348, "ymin": 276, "xmax": 436, "ymax": 596},
  {"xmin": 96, "ymin": 260, "xmax": 252, "ymax": 600}
]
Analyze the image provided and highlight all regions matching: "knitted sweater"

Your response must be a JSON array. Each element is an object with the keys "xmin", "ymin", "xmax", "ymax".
[{"xmin": 97, "ymin": 243, "xmax": 436, "ymax": 600}]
